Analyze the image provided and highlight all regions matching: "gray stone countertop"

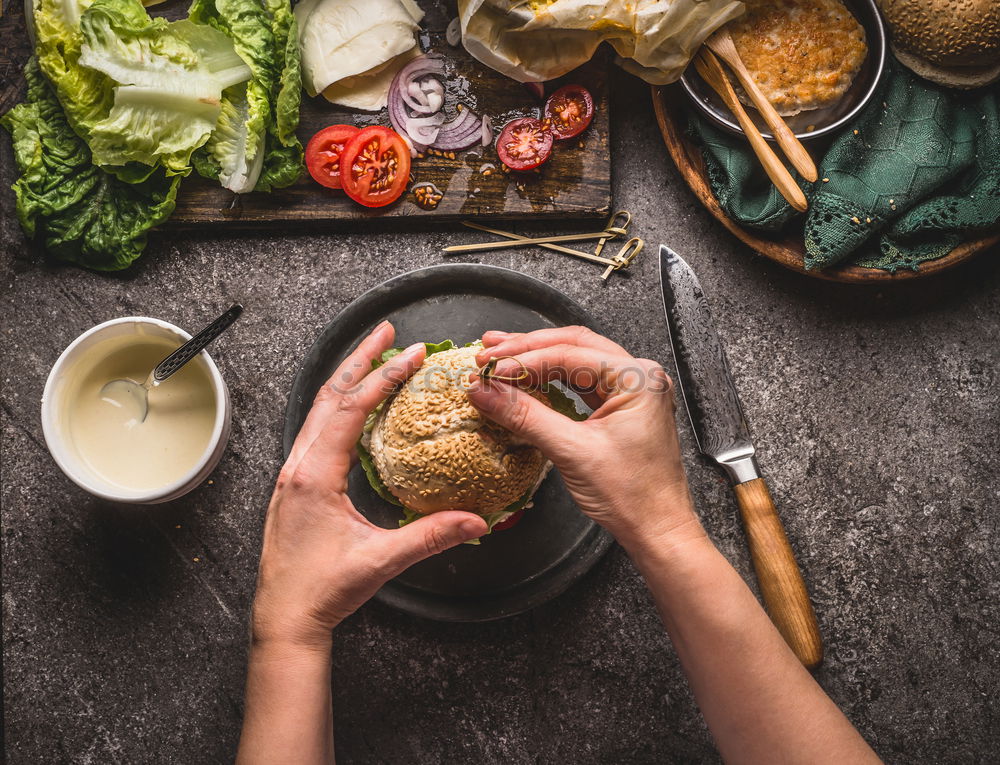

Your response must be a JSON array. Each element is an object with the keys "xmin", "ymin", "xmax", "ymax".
[{"xmin": 3, "ymin": 63, "xmax": 999, "ymax": 763}]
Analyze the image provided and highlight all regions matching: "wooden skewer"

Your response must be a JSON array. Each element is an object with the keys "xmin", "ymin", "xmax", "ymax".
[
  {"xmin": 455, "ymin": 222, "xmax": 622, "ymax": 267},
  {"xmin": 704, "ymin": 29, "xmax": 818, "ymax": 183},
  {"xmin": 599, "ymin": 237, "xmax": 643, "ymax": 280},
  {"xmin": 695, "ymin": 51, "xmax": 808, "ymax": 213},
  {"xmin": 443, "ymin": 229, "xmax": 621, "ymax": 253}
]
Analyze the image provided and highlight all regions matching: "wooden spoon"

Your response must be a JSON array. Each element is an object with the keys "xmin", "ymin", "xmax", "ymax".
[
  {"xmin": 694, "ymin": 51, "xmax": 808, "ymax": 213},
  {"xmin": 705, "ymin": 29, "xmax": 819, "ymax": 183}
]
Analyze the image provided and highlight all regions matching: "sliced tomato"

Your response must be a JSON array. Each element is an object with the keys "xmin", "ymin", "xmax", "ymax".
[
  {"xmin": 543, "ymin": 85, "xmax": 594, "ymax": 140},
  {"xmin": 339, "ymin": 126, "xmax": 411, "ymax": 208},
  {"xmin": 305, "ymin": 124, "xmax": 359, "ymax": 189},
  {"xmin": 496, "ymin": 117, "xmax": 553, "ymax": 171},
  {"xmin": 492, "ymin": 509, "xmax": 525, "ymax": 531}
]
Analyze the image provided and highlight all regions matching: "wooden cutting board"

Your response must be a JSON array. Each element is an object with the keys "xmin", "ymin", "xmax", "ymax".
[
  {"xmin": 1, "ymin": 0, "xmax": 611, "ymax": 226},
  {"xmin": 171, "ymin": 30, "xmax": 611, "ymax": 225}
]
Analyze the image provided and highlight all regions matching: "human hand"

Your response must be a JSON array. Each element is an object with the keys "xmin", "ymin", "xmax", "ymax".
[
  {"xmin": 251, "ymin": 322, "xmax": 488, "ymax": 650},
  {"xmin": 466, "ymin": 326, "xmax": 705, "ymax": 553}
]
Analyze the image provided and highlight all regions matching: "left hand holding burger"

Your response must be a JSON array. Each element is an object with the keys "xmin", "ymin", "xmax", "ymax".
[
  {"xmin": 251, "ymin": 320, "xmax": 487, "ymax": 649},
  {"xmin": 238, "ymin": 322, "xmax": 486, "ymax": 765}
]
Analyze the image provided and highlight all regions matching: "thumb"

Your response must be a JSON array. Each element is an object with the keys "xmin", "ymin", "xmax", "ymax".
[
  {"xmin": 378, "ymin": 511, "xmax": 488, "ymax": 574},
  {"xmin": 467, "ymin": 378, "xmax": 574, "ymax": 457}
]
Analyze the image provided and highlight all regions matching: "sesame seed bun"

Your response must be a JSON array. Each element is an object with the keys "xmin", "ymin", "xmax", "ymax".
[
  {"xmin": 878, "ymin": 0, "xmax": 1000, "ymax": 88},
  {"xmin": 369, "ymin": 345, "xmax": 550, "ymax": 516}
]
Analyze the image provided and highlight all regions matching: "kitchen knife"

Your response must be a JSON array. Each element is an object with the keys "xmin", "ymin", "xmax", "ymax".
[{"xmin": 658, "ymin": 245, "xmax": 823, "ymax": 668}]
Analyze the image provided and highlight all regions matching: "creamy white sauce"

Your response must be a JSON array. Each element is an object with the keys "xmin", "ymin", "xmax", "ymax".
[{"xmin": 62, "ymin": 336, "xmax": 217, "ymax": 492}]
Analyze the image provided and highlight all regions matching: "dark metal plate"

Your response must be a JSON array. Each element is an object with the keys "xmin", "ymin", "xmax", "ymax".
[{"xmin": 283, "ymin": 264, "xmax": 614, "ymax": 622}]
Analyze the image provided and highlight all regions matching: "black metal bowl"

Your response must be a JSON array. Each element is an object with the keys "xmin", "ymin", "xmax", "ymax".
[
  {"xmin": 680, "ymin": 0, "xmax": 887, "ymax": 141},
  {"xmin": 283, "ymin": 264, "xmax": 615, "ymax": 622}
]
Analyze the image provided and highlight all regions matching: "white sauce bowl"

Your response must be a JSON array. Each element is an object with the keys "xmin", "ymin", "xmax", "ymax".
[{"xmin": 41, "ymin": 317, "xmax": 232, "ymax": 504}]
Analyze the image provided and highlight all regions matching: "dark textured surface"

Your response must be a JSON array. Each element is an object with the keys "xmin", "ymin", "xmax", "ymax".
[{"xmin": 3, "ymin": 45, "xmax": 1000, "ymax": 765}]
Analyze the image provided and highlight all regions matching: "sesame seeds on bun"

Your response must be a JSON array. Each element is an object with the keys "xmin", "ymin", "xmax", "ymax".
[
  {"xmin": 369, "ymin": 345, "xmax": 549, "ymax": 516},
  {"xmin": 877, "ymin": 0, "xmax": 1000, "ymax": 88}
]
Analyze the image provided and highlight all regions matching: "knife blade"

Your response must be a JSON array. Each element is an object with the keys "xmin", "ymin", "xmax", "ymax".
[{"xmin": 659, "ymin": 244, "xmax": 823, "ymax": 668}]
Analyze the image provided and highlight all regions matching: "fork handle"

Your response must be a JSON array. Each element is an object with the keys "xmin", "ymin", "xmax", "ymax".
[{"xmin": 733, "ymin": 477, "xmax": 823, "ymax": 668}]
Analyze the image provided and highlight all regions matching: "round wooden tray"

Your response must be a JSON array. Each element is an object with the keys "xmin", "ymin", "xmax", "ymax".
[{"xmin": 652, "ymin": 85, "xmax": 999, "ymax": 283}]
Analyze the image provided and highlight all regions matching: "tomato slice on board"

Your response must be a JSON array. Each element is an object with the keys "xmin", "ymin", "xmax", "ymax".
[
  {"xmin": 543, "ymin": 85, "xmax": 594, "ymax": 140},
  {"xmin": 305, "ymin": 124, "xmax": 359, "ymax": 189},
  {"xmin": 495, "ymin": 117, "xmax": 554, "ymax": 171},
  {"xmin": 492, "ymin": 509, "xmax": 525, "ymax": 532},
  {"xmin": 339, "ymin": 126, "xmax": 412, "ymax": 208}
]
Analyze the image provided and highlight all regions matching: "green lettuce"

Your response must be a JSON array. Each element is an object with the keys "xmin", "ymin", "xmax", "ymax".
[
  {"xmin": 1, "ymin": 58, "xmax": 180, "ymax": 270},
  {"xmin": 541, "ymin": 381, "xmax": 589, "ymax": 422},
  {"xmin": 79, "ymin": 2, "xmax": 251, "ymax": 176},
  {"xmin": 255, "ymin": 0, "xmax": 303, "ymax": 191},
  {"xmin": 189, "ymin": 0, "xmax": 303, "ymax": 192},
  {"xmin": 370, "ymin": 340, "xmax": 456, "ymax": 370},
  {"xmin": 32, "ymin": 0, "xmax": 251, "ymax": 179},
  {"xmin": 396, "ymin": 485, "xmax": 535, "ymax": 546},
  {"xmin": 32, "ymin": 0, "xmax": 113, "ymax": 148},
  {"xmin": 356, "ymin": 439, "xmax": 402, "ymax": 507}
]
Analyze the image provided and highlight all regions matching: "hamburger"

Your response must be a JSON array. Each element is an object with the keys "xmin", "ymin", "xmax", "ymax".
[{"xmin": 357, "ymin": 340, "xmax": 583, "ymax": 538}]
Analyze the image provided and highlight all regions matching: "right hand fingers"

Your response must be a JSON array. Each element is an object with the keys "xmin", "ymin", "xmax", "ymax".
[
  {"xmin": 485, "ymin": 344, "xmax": 658, "ymax": 405},
  {"xmin": 478, "ymin": 325, "xmax": 627, "ymax": 364},
  {"xmin": 466, "ymin": 377, "xmax": 581, "ymax": 460}
]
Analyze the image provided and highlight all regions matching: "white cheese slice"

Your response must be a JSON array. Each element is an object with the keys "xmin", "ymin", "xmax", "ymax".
[
  {"xmin": 297, "ymin": 0, "xmax": 421, "ymax": 97},
  {"xmin": 322, "ymin": 45, "xmax": 421, "ymax": 111}
]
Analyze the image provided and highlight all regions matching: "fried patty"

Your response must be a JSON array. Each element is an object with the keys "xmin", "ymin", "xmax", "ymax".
[{"xmin": 728, "ymin": 0, "xmax": 868, "ymax": 116}]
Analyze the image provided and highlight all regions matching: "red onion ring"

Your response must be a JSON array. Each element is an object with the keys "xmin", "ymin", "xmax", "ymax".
[
  {"xmin": 480, "ymin": 115, "xmax": 493, "ymax": 147},
  {"xmin": 388, "ymin": 53, "xmax": 483, "ymax": 154},
  {"xmin": 432, "ymin": 109, "xmax": 483, "ymax": 151}
]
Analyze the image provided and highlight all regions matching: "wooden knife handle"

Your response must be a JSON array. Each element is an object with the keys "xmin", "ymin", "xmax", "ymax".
[{"xmin": 733, "ymin": 478, "xmax": 823, "ymax": 668}]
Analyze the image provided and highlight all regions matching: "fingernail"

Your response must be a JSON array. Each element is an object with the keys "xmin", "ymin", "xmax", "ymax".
[
  {"xmin": 404, "ymin": 342, "xmax": 424, "ymax": 354},
  {"xmin": 375, "ymin": 319, "xmax": 391, "ymax": 331},
  {"xmin": 460, "ymin": 518, "xmax": 485, "ymax": 537},
  {"xmin": 467, "ymin": 379, "xmax": 498, "ymax": 412}
]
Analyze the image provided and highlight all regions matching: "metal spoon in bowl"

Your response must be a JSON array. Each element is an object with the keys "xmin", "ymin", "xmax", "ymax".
[{"xmin": 100, "ymin": 304, "xmax": 243, "ymax": 423}]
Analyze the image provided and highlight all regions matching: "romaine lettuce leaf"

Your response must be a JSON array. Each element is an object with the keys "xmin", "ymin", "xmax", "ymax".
[
  {"xmin": 76, "ymin": 1, "xmax": 250, "ymax": 175},
  {"xmin": 33, "ymin": 0, "xmax": 250, "ymax": 179},
  {"xmin": 190, "ymin": 0, "xmax": 303, "ymax": 193},
  {"xmin": 86, "ymin": 83, "xmax": 225, "ymax": 175},
  {"xmin": 1, "ymin": 58, "xmax": 180, "ymax": 270},
  {"xmin": 79, "ymin": 14, "xmax": 250, "ymax": 92},
  {"xmin": 370, "ymin": 339, "xmax": 456, "ymax": 370},
  {"xmin": 33, "ymin": 0, "xmax": 115, "ymax": 145},
  {"xmin": 541, "ymin": 382, "xmax": 588, "ymax": 422},
  {"xmin": 356, "ymin": 440, "xmax": 403, "ymax": 507},
  {"xmin": 254, "ymin": 0, "xmax": 303, "ymax": 191},
  {"xmin": 195, "ymin": 80, "xmax": 269, "ymax": 192},
  {"xmin": 396, "ymin": 486, "xmax": 532, "ymax": 546}
]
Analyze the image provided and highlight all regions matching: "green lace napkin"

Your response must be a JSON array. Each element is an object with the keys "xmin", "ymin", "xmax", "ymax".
[{"xmin": 691, "ymin": 59, "xmax": 1000, "ymax": 272}]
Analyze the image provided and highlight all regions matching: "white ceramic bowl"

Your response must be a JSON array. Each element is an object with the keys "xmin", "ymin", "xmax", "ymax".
[{"xmin": 41, "ymin": 317, "xmax": 232, "ymax": 504}]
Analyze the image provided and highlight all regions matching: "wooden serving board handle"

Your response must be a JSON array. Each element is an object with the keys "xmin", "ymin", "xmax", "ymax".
[{"xmin": 733, "ymin": 477, "xmax": 823, "ymax": 668}]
